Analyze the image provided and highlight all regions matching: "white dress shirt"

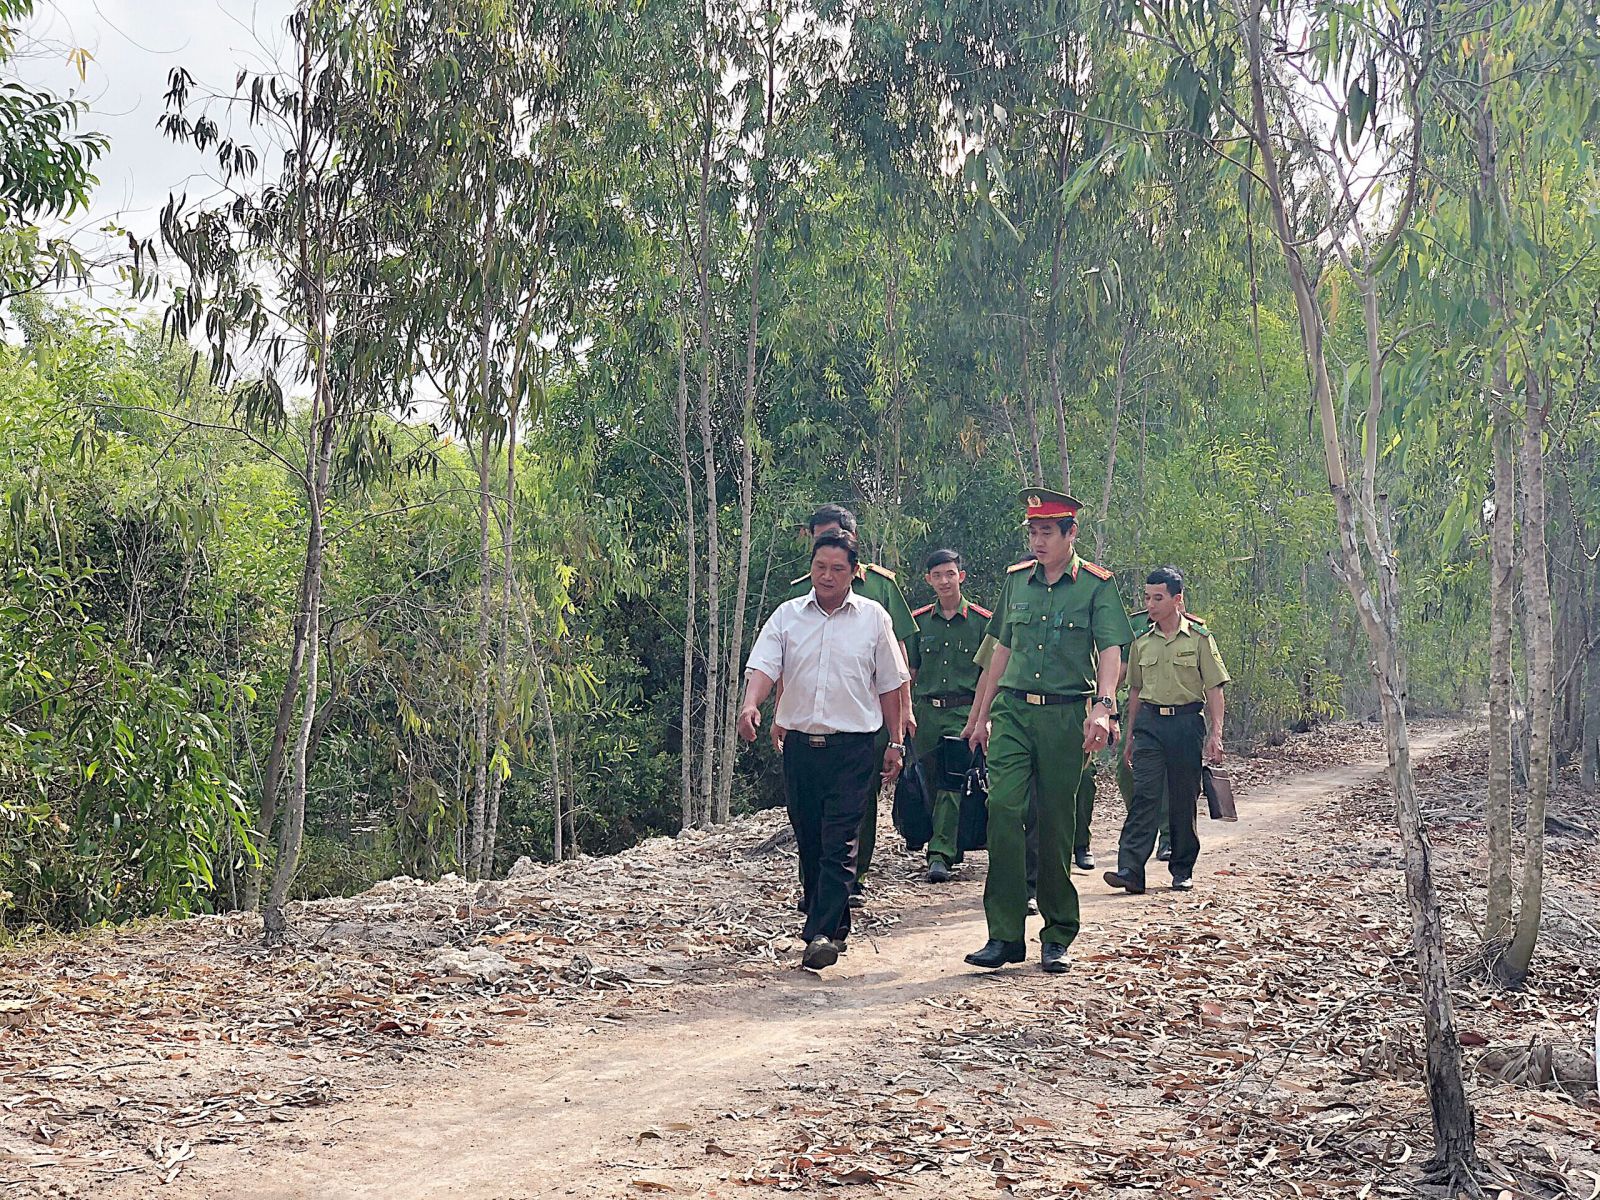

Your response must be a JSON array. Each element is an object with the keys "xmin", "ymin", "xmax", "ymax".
[{"xmin": 745, "ymin": 589, "xmax": 910, "ymax": 735}]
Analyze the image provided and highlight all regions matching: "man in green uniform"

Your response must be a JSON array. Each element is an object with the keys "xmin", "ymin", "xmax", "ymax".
[
  {"xmin": 1116, "ymin": 609, "xmax": 1170, "ymax": 862},
  {"xmin": 775, "ymin": 504, "xmax": 916, "ymax": 905},
  {"xmin": 905, "ymin": 549, "xmax": 990, "ymax": 883},
  {"xmin": 1105, "ymin": 566, "xmax": 1230, "ymax": 894},
  {"xmin": 960, "ymin": 489, "xmax": 1133, "ymax": 974}
]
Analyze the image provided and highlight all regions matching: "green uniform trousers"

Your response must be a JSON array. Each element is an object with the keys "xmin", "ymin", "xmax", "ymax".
[
  {"xmin": 913, "ymin": 702, "xmax": 969, "ymax": 867},
  {"xmin": 983, "ymin": 691, "xmax": 1086, "ymax": 947},
  {"xmin": 1116, "ymin": 753, "xmax": 1170, "ymax": 856},
  {"xmin": 1073, "ymin": 765, "xmax": 1095, "ymax": 852},
  {"xmin": 854, "ymin": 726, "xmax": 891, "ymax": 885}
]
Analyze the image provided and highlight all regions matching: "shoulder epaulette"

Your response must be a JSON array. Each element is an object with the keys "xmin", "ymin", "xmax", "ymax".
[
  {"xmin": 789, "ymin": 573, "xmax": 810, "ymax": 587},
  {"xmin": 911, "ymin": 603, "xmax": 933, "ymax": 617},
  {"xmin": 1188, "ymin": 615, "xmax": 1210, "ymax": 634},
  {"xmin": 1081, "ymin": 560, "xmax": 1113, "ymax": 581},
  {"xmin": 867, "ymin": 562, "xmax": 896, "ymax": 580},
  {"xmin": 970, "ymin": 604, "xmax": 993, "ymax": 619},
  {"xmin": 1007, "ymin": 560, "xmax": 1034, "ymax": 574}
]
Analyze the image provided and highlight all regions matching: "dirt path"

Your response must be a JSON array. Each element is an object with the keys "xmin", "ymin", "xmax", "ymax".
[{"xmin": 138, "ymin": 726, "xmax": 1471, "ymax": 1200}]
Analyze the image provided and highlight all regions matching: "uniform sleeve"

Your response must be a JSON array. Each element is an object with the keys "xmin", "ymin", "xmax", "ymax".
[
  {"xmin": 883, "ymin": 579, "xmax": 918, "ymax": 644},
  {"xmin": 1127, "ymin": 636, "xmax": 1144, "ymax": 691},
  {"xmin": 746, "ymin": 607, "xmax": 787, "ymax": 680},
  {"xmin": 1090, "ymin": 577, "xmax": 1135, "ymax": 651},
  {"xmin": 974, "ymin": 633, "xmax": 998, "ymax": 670},
  {"xmin": 994, "ymin": 578, "xmax": 1019, "ymax": 650},
  {"xmin": 1199, "ymin": 633, "xmax": 1231, "ymax": 689},
  {"xmin": 873, "ymin": 605, "xmax": 912, "ymax": 694},
  {"xmin": 904, "ymin": 620, "xmax": 923, "ymax": 672}
]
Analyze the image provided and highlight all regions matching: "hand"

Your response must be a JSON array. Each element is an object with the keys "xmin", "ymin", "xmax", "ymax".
[
  {"xmin": 769, "ymin": 722, "xmax": 787, "ymax": 753},
  {"xmin": 1204, "ymin": 733, "xmax": 1224, "ymax": 765},
  {"xmin": 1122, "ymin": 734, "xmax": 1134, "ymax": 768},
  {"xmin": 1083, "ymin": 710, "xmax": 1114, "ymax": 754},
  {"xmin": 906, "ymin": 709, "xmax": 918, "ymax": 738},
  {"xmin": 967, "ymin": 720, "xmax": 991, "ymax": 754},
  {"xmin": 881, "ymin": 746, "xmax": 904, "ymax": 786},
  {"xmin": 738, "ymin": 705, "xmax": 762, "ymax": 744}
]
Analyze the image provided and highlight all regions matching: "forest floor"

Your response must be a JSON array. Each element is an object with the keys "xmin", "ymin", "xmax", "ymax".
[{"xmin": 3, "ymin": 717, "xmax": 1598, "ymax": 1200}]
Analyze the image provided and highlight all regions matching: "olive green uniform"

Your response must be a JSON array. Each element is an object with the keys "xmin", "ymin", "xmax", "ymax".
[
  {"xmin": 985, "ymin": 556, "xmax": 1134, "ymax": 947},
  {"xmin": 906, "ymin": 598, "xmax": 990, "ymax": 867},
  {"xmin": 1117, "ymin": 615, "xmax": 1230, "ymax": 887},
  {"xmin": 784, "ymin": 563, "xmax": 916, "ymax": 885}
]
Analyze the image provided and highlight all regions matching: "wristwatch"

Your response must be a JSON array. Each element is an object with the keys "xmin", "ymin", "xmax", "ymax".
[
  {"xmin": 1093, "ymin": 695, "xmax": 1115, "ymax": 711},
  {"xmin": 887, "ymin": 742, "xmax": 906, "ymax": 753}
]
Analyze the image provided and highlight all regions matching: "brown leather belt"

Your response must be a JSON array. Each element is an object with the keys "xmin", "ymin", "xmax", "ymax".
[
  {"xmin": 1004, "ymin": 688, "xmax": 1084, "ymax": 706},
  {"xmin": 926, "ymin": 693, "xmax": 976, "ymax": 709},
  {"xmin": 1149, "ymin": 702, "xmax": 1204, "ymax": 717}
]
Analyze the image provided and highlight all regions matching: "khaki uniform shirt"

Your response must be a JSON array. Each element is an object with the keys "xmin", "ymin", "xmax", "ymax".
[{"xmin": 1127, "ymin": 615, "xmax": 1230, "ymax": 705}]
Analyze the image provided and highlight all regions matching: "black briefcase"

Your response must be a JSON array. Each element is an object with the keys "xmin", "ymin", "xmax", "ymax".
[
  {"xmin": 957, "ymin": 746, "xmax": 990, "ymax": 852},
  {"xmin": 1202, "ymin": 766, "xmax": 1238, "ymax": 821},
  {"xmin": 892, "ymin": 745, "xmax": 935, "ymax": 850}
]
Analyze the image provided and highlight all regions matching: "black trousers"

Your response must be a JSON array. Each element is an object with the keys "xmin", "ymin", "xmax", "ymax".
[
  {"xmin": 1117, "ymin": 710, "xmax": 1205, "ymax": 887},
  {"xmin": 783, "ymin": 732, "xmax": 879, "ymax": 943}
]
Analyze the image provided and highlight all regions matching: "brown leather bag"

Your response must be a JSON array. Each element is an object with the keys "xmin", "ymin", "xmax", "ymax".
[{"xmin": 1202, "ymin": 766, "xmax": 1237, "ymax": 821}]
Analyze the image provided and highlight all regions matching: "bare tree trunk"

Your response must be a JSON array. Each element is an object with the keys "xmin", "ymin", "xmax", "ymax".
[
  {"xmin": 694, "ymin": 38, "xmax": 720, "ymax": 830},
  {"xmin": 484, "ymin": 391, "xmax": 518, "ymax": 878},
  {"xmin": 1020, "ymin": 324, "xmax": 1044, "ymax": 483},
  {"xmin": 468, "ymin": 195, "xmax": 500, "ymax": 879},
  {"xmin": 1239, "ymin": 2, "xmax": 1477, "ymax": 1177},
  {"xmin": 1094, "ymin": 326, "xmax": 1133, "ymax": 561},
  {"xmin": 675, "ymin": 299, "xmax": 700, "ymax": 831},
  {"xmin": 1499, "ymin": 376, "xmax": 1554, "ymax": 984},
  {"xmin": 718, "ymin": 36, "xmax": 771, "ymax": 825},
  {"xmin": 1583, "ymin": 558, "xmax": 1600, "ymax": 791}
]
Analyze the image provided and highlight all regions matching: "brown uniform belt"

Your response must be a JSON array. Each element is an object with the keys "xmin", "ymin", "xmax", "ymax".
[
  {"xmin": 1004, "ymin": 688, "xmax": 1084, "ymax": 706},
  {"xmin": 925, "ymin": 692, "xmax": 976, "ymax": 709},
  {"xmin": 1147, "ymin": 701, "xmax": 1204, "ymax": 717}
]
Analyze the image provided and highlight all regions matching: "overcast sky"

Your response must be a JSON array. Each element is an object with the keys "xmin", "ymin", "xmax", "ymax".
[{"xmin": 16, "ymin": 0, "xmax": 295, "ymax": 247}]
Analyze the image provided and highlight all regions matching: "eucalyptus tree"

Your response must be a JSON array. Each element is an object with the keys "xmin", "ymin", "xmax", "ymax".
[
  {"xmin": 141, "ymin": 0, "xmax": 422, "ymax": 938},
  {"xmin": 1108, "ymin": 0, "xmax": 1487, "ymax": 1179}
]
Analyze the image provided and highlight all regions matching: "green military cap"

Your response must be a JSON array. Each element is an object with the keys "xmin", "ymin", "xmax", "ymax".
[{"xmin": 1018, "ymin": 487, "xmax": 1083, "ymax": 523}]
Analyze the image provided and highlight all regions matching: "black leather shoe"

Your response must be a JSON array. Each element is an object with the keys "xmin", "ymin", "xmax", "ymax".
[
  {"xmin": 1156, "ymin": 845, "xmax": 1172, "ymax": 862},
  {"xmin": 964, "ymin": 939, "xmax": 1026, "ymax": 969},
  {"xmin": 1040, "ymin": 942, "xmax": 1070, "ymax": 974},
  {"xmin": 1026, "ymin": 895, "xmax": 1039, "ymax": 915},
  {"xmin": 926, "ymin": 860, "xmax": 951, "ymax": 884},
  {"xmin": 1074, "ymin": 848, "xmax": 1095, "ymax": 870},
  {"xmin": 802, "ymin": 937, "xmax": 839, "ymax": 970},
  {"xmin": 1102, "ymin": 869, "xmax": 1146, "ymax": 895},
  {"xmin": 1171, "ymin": 876, "xmax": 1194, "ymax": 891},
  {"xmin": 847, "ymin": 892, "xmax": 865, "ymax": 909}
]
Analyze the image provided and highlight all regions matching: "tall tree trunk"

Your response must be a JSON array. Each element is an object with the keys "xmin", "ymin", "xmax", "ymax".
[
  {"xmin": 1475, "ymin": 29, "xmax": 1516, "ymax": 947},
  {"xmin": 468, "ymin": 194, "xmax": 500, "ymax": 878},
  {"xmin": 1498, "ymin": 376, "xmax": 1553, "ymax": 984},
  {"xmin": 1020, "ymin": 323, "xmax": 1044, "ymax": 483},
  {"xmin": 718, "ymin": 39, "xmax": 771, "ymax": 824},
  {"xmin": 1094, "ymin": 326, "xmax": 1133, "ymax": 561},
  {"xmin": 484, "ymin": 390, "xmax": 518, "ymax": 878},
  {"xmin": 1239, "ymin": 1, "xmax": 1477, "ymax": 1177},
  {"xmin": 1582, "ymin": 556, "xmax": 1600, "ymax": 791},
  {"xmin": 694, "ymin": 39, "xmax": 720, "ymax": 829},
  {"xmin": 675, "ymin": 297, "xmax": 700, "ymax": 831}
]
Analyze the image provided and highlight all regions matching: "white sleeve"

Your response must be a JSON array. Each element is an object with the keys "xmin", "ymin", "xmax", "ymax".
[
  {"xmin": 873, "ymin": 604, "xmax": 911, "ymax": 694},
  {"xmin": 746, "ymin": 606, "xmax": 787, "ymax": 680}
]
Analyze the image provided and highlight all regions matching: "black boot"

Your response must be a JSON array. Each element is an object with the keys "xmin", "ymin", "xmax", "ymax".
[
  {"xmin": 963, "ymin": 939, "xmax": 1026, "ymax": 969},
  {"xmin": 1041, "ymin": 942, "xmax": 1070, "ymax": 974}
]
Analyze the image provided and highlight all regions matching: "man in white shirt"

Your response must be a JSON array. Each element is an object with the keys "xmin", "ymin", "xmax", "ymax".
[{"xmin": 738, "ymin": 530, "xmax": 910, "ymax": 970}]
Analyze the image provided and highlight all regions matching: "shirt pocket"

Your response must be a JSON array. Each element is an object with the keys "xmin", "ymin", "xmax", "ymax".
[
  {"xmin": 1137, "ymin": 641, "xmax": 1162, "ymax": 671},
  {"xmin": 1174, "ymin": 646, "xmax": 1200, "ymax": 672}
]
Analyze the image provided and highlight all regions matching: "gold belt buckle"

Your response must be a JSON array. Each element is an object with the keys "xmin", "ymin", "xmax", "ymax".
[
  {"xmin": 807, "ymin": 734, "xmax": 828, "ymax": 748},
  {"xmin": 1026, "ymin": 693, "xmax": 1045, "ymax": 706},
  {"xmin": 1158, "ymin": 706, "xmax": 1175, "ymax": 716},
  {"xmin": 931, "ymin": 697, "xmax": 947, "ymax": 709}
]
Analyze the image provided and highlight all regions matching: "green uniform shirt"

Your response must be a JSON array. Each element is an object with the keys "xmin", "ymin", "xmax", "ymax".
[
  {"xmin": 785, "ymin": 563, "xmax": 917, "ymax": 644},
  {"xmin": 992, "ymin": 555, "xmax": 1134, "ymax": 696},
  {"xmin": 906, "ymin": 599, "xmax": 991, "ymax": 697},
  {"xmin": 1128, "ymin": 614, "xmax": 1230, "ymax": 704}
]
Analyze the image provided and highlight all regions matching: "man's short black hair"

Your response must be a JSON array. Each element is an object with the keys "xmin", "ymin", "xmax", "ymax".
[
  {"xmin": 924, "ymin": 549, "xmax": 963, "ymax": 571},
  {"xmin": 807, "ymin": 504, "xmax": 857, "ymax": 534},
  {"xmin": 1147, "ymin": 565, "xmax": 1184, "ymax": 596},
  {"xmin": 811, "ymin": 529, "xmax": 860, "ymax": 566}
]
